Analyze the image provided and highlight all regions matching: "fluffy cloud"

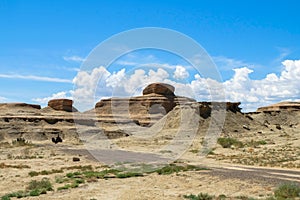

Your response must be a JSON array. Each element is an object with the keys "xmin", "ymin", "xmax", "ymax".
[
  {"xmin": 173, "ymin": 65, "xmax": 189, "ymax": 80},
  {"xmin": 72, "ymin": 66, "xmax": 111, "ymax": 110},
  {"xmin": 32, "ymin": 91, "xmax": 72, "ymax": 105},
  {"xmin": 0, "ymin": 96, "xmax": 7, "ymax": 102},
  {"xmin": 222, "ymin": 60, "xmax": 300, "ymax": 111},
  {"xmin": 71, "ymin": 66, "xmax": 170, "ymax": 111},
  {"xmin": 61, "ymin": 59, "xmax": 300, "ymax": 112}
]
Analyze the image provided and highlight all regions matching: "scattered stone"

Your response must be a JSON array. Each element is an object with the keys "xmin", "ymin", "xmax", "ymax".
[
  {"xmin": 276, "ymin": 124, "xmax": 282, "ymax": 130},
  {"xmin": 72, "ymin": 157, "xmax": 80, "ymax": 162},
  {"xmin": 243, "ymin": 125, "xmax": 250, "ymax": 130}
]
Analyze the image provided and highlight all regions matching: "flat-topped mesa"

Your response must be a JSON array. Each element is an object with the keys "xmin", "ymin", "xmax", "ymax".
[
  {"xmin": 257, "ymin": 101, "xmax": 300, "ymax": 112},
  {"xmin": 48, "ymin": 99, "xmax": 78, "ymax": 112}
]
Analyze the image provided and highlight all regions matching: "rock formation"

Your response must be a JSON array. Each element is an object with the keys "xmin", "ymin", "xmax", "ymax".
[
  {"xmin": 0, "ymin": 103, "xmax": 41, "ymax": 110},
  {"xmin": 94, "ymin": 83, "xmax": 196, "ymax": 126},
  {"xmin": 0, "ymin": 83, "xmax": 253, "ymax": 143},
  {"xmin": 142, "ymin": 83, "xmax": 175, "ymax": 96},
  {"xmin": 48, "ymin": 99, "xmax": 77, "ymax": 112},
  {"xmin": 0, "ymin": 100, "xmax": 79, "ymax": 142},
  {"xmin": 257, "ymin": 101, "xmax": 300, "ymax": 112}
]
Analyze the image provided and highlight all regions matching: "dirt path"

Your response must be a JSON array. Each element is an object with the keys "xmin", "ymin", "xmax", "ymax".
[{"xmin": 209, "ymin": 165, "xmax": 300, "ymax": 185}]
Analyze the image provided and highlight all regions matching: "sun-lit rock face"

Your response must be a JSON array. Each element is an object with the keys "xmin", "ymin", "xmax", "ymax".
[
  {"xmin": 257, "ymin": 101, "xmax": 300, "ymax": 112},
  {"xmin": 48, "ymin": 99, "xmax": 77, "ymax": 112},
  {"xmin": 95, "ymin": 83, "xmax": 196, "ymax": 126},
  {"xmin": 0, "ymin": 83, "xmax": 248, "ymax": 142}
]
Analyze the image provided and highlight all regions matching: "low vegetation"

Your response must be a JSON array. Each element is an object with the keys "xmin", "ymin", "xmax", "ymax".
[
  {"xmin": 154, "ymin": 164, "xmax": 208, "ymax": 175},
  {"xmin": 1, "ymin": 163, "xmax": 208, "ymax": 198},
  {"xmin": 183, "ymin": 182, "xmax": 300, "ymax": 200},
  {"xmin": 55, "ymin": 163, "xmax": 208, "ymax": 191},
  {"xmin": 184, "ymin": 193, "xmax": 213, "ymax": 200},
  {"xmin": 274, "ymin": 182, "xmax": 300, "ymax": 199},
  {"xmin": 217, "ymin": 137, "xmax": 244, "ymax": 148},
  {"xmin": 1, "ymin": 178, "xmax": 53, "ymax": 200},
  {"xmin": 29, "ymin": 169, "xmax": 64, "ymax": 177}
]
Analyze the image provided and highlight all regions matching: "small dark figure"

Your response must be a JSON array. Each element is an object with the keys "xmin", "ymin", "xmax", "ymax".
[{"xmin": 52, "ymin": 134, "xmax": 63, "ymax": 144}]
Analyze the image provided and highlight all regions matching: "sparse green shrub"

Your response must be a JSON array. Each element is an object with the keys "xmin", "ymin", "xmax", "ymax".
[
  {"xmin": 154, "ymin": 164, "xmax": 208, "ymax": 175},
  {"xmin": 28, "ymin": 171, "xmax": 39, "ymax": 177},
  {"xmin": 29, "ymin": 189, "xmax": 40, "ymax": 196},
  {"xmin": 75, "ymin": 178, "xmax": 85, "ymax": 184},
  {"xmin": 62, "ymin": 165, "xmax": 93, "ymax": 171},
  {"xmin": 1, "ymin": 178, "xmax": 52, "ymax": 199},
  {"xmin": 246, "ymin": 140, "xmax": 267, "ymax": 147},
  {"xmin": 55, "ymin": 176, "xmax": 68, "ymax": 183},
  {"xmin": 217, "ymin": 194, "xmax": 227, "ymax": 200},
  {"xmin": 217, "ymin": 137, "xmax": 244, "ymax": 148},
  {"xmin": 66, "ymin": 172, "xmax": 76, "ymax": 178},
  {"xmin": 29, "ymin": 169, "xmax": 63, "ymax": 177},
  {"xmin": 274, "ymin": 182, "xmax": 300, "ymax": 199},
  {"xmin": 1, "ymin": 195, "xmax": 10, "ymax": 200},
  {"xmin": 184, "ymin": 193, "xmax": 213, "ymax": 200},
  {"xmin": 155, "ymin": 164, "xmax": 185, "ymax": 175},
  {"xmin": 57, "ymin": 184, "xmax": 72, "ymax": 191},
  {"xmin": 27, "ymin": 178, "xmax": 53, "ymax": 192},
  {"xmin": 1, "ymin": 191, "xmax": 27, "ymax": 199}
]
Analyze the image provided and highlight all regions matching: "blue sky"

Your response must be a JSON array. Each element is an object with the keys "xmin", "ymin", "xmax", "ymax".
[{"xmin": 0, "ymin": 0, "xmax": 300, "ymax": 111}]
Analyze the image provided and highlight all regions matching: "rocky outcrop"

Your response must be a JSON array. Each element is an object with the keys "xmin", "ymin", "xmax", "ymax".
[
  {"xmin": 0, "ymin": 100, "xmax": 80, "ymax": 142},
  {"xmin": 95, "ymin": 83, "xmax": 196, "ymax": 126},
  {"xmin": 0, "ymin": 103, "xmax": 41, "ymax": 110},
  {"xmin": 198, "ymin": 102, "xmax": 242, "ymax": 118},
  {"xmin": 48, "ymin": 99, "xmax": 77, "ymax": 112},
  {"xmin": 0, "ymin": 83, "xmax": 246, "ymax": 142},
  {"xmin": 142, "ymin": 83, "xmax": 175, "ymax": 96},
  {"xmin": 257, "ymin": 101, "xmax": 300, "ymax": 112}
]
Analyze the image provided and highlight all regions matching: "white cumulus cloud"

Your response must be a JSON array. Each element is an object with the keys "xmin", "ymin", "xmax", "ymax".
[
  {"xmin": 48, "ymin": 59, "xmax": 300, "ymax": 112},
  {"xmin": 173, "ymin": 65, "xmax": 189, "ymax": 80},
  {"xmin": 32, "ymin": 91, "xmax": 72, "ymax": 105}
]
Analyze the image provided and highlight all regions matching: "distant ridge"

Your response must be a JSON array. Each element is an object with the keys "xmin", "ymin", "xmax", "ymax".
[{"xmin": 257, "ymin": 101, "xmax": 300, "ymax": 112}]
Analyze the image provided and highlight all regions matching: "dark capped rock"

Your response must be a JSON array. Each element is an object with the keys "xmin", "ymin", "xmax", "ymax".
[{"xmin": 142, "ymin": 83, "xmax": 175, "ymax": 96}]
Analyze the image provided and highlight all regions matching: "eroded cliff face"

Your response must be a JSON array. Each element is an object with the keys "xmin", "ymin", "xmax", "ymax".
[
  {"xmin": 0, "ymin": 101, "xmax": 79, "ymax": 142},
  {"xmin": 3, "ymin": 83, "xmax": 291, "ymax": 144}
]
